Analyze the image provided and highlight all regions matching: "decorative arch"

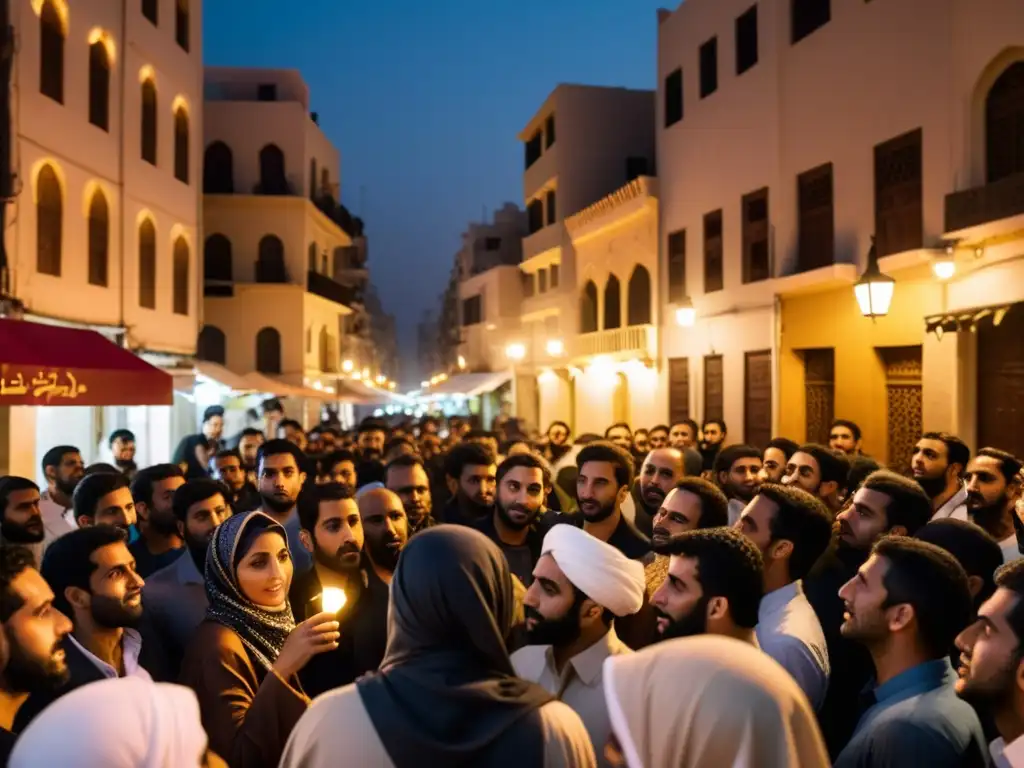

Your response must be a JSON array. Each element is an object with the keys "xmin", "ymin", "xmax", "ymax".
[
  {"xmin": 968, "ymin": 47, "xmax": 1024, "ymax": 186},
  {"xmin": 258, "ymin": 144, "xmax": 286, "ymax": 194},
  {"xmin": 986, "ymin": 61, "xmax": 1024, "ymax": 183},
  {"xmin": 203, "ymin": 141, "xmax": 233, "ymax": 193},
  {"xmin": 172, "ymin": 236, "xmax": 190, "ymax": 315},
  {"xmin": 36, "ymin": 163, "xmax": 63, "ymax": 276},
  {"xmin": 88, "ymin": 39, "xmax": 110, "ymax": 130},
  {"xmin": 204, "ymin": 234, "xmax": 233, "ymax": 282},
  {"xmin": 627, "ymin": 265, "xmax": 652, "ymax": 326},
  {"xmin": 255, "ymin": 327, "xmax": 282, "ymax": 374},
  {"xmin": 580, "ymin": 280, "xmax": 598, "ymax": 334},
  {"xmin": 256, "ymin": 235, "xmax": 286, "ymax": 282},
  {"xmin": 39, "ymin": 0, "xmax": 65, "ymax": 104},
  {"xmin": 138, "ymin": 218, "xmax": 157, "ymax": 308},
  {"xmin": 87, "ymin": 188, "xmax": 109, "ymax": 286},
  {"xmin": 173, "ymin": 105, "xmax": 189, "ymax": 183},
  {"xmin": 141, "ymin": 77, "xmax": 157, "ymax": 164},
  {"xmin": 603, "ymin": 274, "xmax": 621, "ymax": 330},
  {"xmin": 197, "ymin": 326, "xmax": 226, "ymax": 364}
]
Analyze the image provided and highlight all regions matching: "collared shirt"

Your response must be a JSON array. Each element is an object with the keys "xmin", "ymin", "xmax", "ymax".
[
  {"xmin": 835, "ymin": 659, "xmax": 987, "ymax": 768},
  {"xmin": 66, "ymin": 629, "xmax": 152, "ymax": 681},
  {"xmin": 511, "ymin": 626, "xmax": 631, "ymax": 767},
  {"xmin": 727, "ymin": 498, "xmax": 746, "ymax": 526},
  {"xmin": 39, "ymin": 491, "xmax": 75, "ymax": 546},
  {"xmin": 932, "ymin": 485, "xmax": 969, "ymax": 521},
  {"xmin": 755, "ymin": 580, "xmax": 829, "ymax": 711},
  {"xmin": 991, "ymin": 734, "xmax": 1024, "ymax": 768}
]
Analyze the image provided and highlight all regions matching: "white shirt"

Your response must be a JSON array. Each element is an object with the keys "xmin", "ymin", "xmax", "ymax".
[
  {"xmin": 39, "ymin": 491, "xmax": 76, "ymax": 546},
  {"xmin": 727, "ymin": 498, "xmax": 746, "ymax": 526},
  {"xmin": 991, "ymin": 734, "xmax": 1024, "ymax": 768},
  {"xmin": 1000, "ymin": 534, "xmax": 1020, "ymax": 564},
  {"xmin": 755, "ymin": 580, "xmax": 829, "ymax": 711},
  {"xmin": 931, "ymin": 485, "xmax": 969, "ymax": 521},
  {"xmin": 67, "ymin": 629, "xmax": 151, "ymax": 681}
]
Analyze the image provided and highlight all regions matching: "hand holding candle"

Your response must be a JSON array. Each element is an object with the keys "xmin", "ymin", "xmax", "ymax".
[{"xmin": 321, "ymin": 587, "xmax": 347, "ymax": 614}]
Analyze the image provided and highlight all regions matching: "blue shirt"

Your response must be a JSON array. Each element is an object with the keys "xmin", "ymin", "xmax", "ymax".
[{"xmin": 835, "ymin": 658, "xmax": 988, "ymax": 768}]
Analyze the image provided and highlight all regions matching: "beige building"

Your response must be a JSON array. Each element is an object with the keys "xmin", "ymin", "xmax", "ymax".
[{"xmin": 1, "ymin": 0, "xmax": 203, "ymax": 476}]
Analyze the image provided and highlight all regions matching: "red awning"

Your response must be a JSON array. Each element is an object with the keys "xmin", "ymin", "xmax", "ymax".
[{"xmin": 0, "ymin": 319, "xmax": 173, "ymax": 406}]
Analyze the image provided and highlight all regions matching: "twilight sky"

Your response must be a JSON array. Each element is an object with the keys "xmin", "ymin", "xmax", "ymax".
[{"xmin": 203, "ymin": 0, "xmax": 666, "ymax": 377}]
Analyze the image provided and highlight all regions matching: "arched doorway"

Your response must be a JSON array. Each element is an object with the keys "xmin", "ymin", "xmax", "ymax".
[{"xmin": 580, "ymin": 281, "xmax": 598, "ymax": 333}]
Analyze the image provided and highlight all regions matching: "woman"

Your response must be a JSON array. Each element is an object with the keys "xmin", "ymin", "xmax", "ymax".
[
  {"xmin": 180, "ymin": 510, "xmax": 340, "ymax": 768},
  {"xmin": 9, "ymin": 676, "xmax": 224, "ymax": 767},
  {"xmin": 603, "ymin": 636, "xmax": 829, "ymax": 768},
  {"xmin": 173, "ymin": 433, "xmax": 213, "ymax": 479},
  {"xmin": 280, "ymin": 526, "xmax": 596, "ymax": 768}
]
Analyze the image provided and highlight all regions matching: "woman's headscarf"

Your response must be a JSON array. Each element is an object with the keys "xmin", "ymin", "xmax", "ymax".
[
  {"xmin": 9, "ymin": 677, "xmax": 209, "ymax": 768},
  {"xmin": 205, "ymin": 509, "xmax": 295, "ymax": 672},
  {"xmin": 357, "ymin": 526, "xmax": 554, "ymax": 768},
  {"xmin": 604, "ymin": 636, "xmax": 830, "ymax": 768}
]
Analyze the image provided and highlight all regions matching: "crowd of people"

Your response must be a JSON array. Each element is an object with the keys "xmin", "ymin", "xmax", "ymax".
[{"xmin": 0, "ymin": 405, "xmax": 1023, "ymax": 767}]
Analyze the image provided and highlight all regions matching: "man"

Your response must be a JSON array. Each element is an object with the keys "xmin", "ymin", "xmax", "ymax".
[
  {"xmin": 108, "ymin": 429, "xmax": 137, "ymax": 477},
  {"xmin": 71, "ymin": 471, "xmax": 137, "ymax": 532},
  {"xmin": 439, "ymin": 442, "xmax": 496, "ymax": 528},
  {"xmin": 564, "ymin": 442, "xmax": 649, "ymax": 561},
  {"xmin": 713, "ymin": 444, "xmax": 762, "ymax": 525},
  {"xmin": 699, "ymin": 418, "xmax": 727, "ymax": 471},
  {"xmin": 0, "ymin": 477, "xmax": 46, "ymax": 565},
  {"xmin": 16, "ymin": 526, "xmax": 167, "ymax": 728},
  {"xmin": 545, "ymin": 421, "xmax": 572, "ymax": 463},
  {"xmin": 512, "ymin": 524, "xmax": 645, "ymax": 766},
  {"xmin": 278, "ymin": 419, "xmax": 307, "ymax": 451},
  {"xmin": 759, "ymin": 437, "xmax": 799, "ymax": 484},
  {"xmin": 212, "ymin": 448, "xmax": 261, "ymax": 512},
  {"xmin": 237, "ymin": 427, "xmax": 264, "ymax": 484},
  {"xmin": 128, "ymin": 464, "xmax": 185, "ymax": 578},
  {"xmin": 358, "ymin": 488, "xmax": 408, "ymax": 586},
  {"xmin": 38, "ymin": 445, "xmax": 84, "ymax": 544},
  {"xmin": 473, "ymin": 454, "xmax": 549, "ymax": 586},
  {"xmin": 201, "ymin": 405, "xmax": 225, "ymax": 452},
  {"xmin": 782, "ymin": 442, "xmax": 850, "ymax": 513},
  {"xmin": 292, "ymin": 483, "xmax": 388, "ymax": 697},
  {"xmin": 913, "ymin": 432, "xmax": 970, "ymax": 521},
  {"xmin": 418, "ymin": 433, "xmax": 441, "ymax": 462},
  {"xmin": 0, "ymin": 547, "xmax": 73, "ymax": 760},
  {"xmin": 256, "ymin": 439, "xmax": 312, "ymax": 573},
  {"xmin": 383, "ymin": 436, "xmax": 416, "ymax": 464},
  {"xmin": 735, "ymin": 483, "xmax": 833, "ymax": 710},
  {"xmin": 385, "ymin": 453, "xmax": 434, "ymax": 532},
  {"xmin": 466, "ymin": 430, "xmax": 501, "ymax": 461},
  {"xmin": 828, "ymin": 419, "xmax": 862, "ymax": 456},
  {"xmin": 955, "ymin": 559, "xmax": 1024, "ymax": 766},
  {"xmin": 647, "ymin": 425, "xmax": 669, "ymax": 451},
  {"xmin": 650, "ymin": 527, "xmax": 763, "ymax": 644},
  {"xmin": 260, "ymin": 398, "xmax": 284, "ymax": 441},
  {"xmin": 356, "ymin": 417, "xmax": 388, "ymax": 461},
  {"xmin": 835, "ymin": 537, "xmax": 984, "ymax": 767},
  {"xmin": 604, "ymin": 423, "xmax": 633, "ymax": 453},
  {"xmin": 144, "ymin": 479, "xmax": 230, "ymax": 676},
  {"xmin": 668, "ymin": 419, "xmax": 699, "ymax": 451},
  {"xmin": 917, "ymin": 518, "xmax": 1003, "ymax": 612},
  {"xmin": 630, "ymin": 447, "xmax": 685, "ymax": 538},
  {"xmin": 318, "ymin": 449, "xmax": 358, "ymax": 494},
  {"xmin": 965, "ymin": 448, "xmax": 1022, "ymax": 563}
]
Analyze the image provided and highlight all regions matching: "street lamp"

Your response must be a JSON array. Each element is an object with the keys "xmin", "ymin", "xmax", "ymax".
[
  {"xmin": 457, "ymin": 355, "xmax": 466, "ymax": 370},
  {"xmin": 545, "ymin": 338, "xmax": 564, "ymax": 357},
  {"xmin": 674, "ymin": 297, "xmax": 696, "ymax": 327},
  {"xmin": 933, "ymin": 245, "xmax": 956, "ymax": 280},
  {"xmin": 854, "ymin": 238, "xmax": 895, "ymax": 320},
  {"xmin": 505, "ymin": 343, "xmax": 526, "ymax": 361},
  {"xmin": 342, "ymin": 359, "xmax": 353, "ymax": 373}
]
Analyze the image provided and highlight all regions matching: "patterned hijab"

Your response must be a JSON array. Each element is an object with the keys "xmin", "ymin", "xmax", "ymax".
[{"xmin": 204, "ymin": 510, "xmax": 295, "ymax": 671}]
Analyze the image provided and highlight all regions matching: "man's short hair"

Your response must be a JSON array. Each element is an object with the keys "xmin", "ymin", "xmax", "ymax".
[
  {"xmin": 756, "ymin": 483, "xmax": 833, "ymax": 580},
  {"xmin": 130, "ymin": 464, "xmax": 184, "ymax": 508},
  {"xmin": 0, "ymin": 476, "xmax": 39, "ymax": 518},
  {"xmin": 975, "ymin": 448, "xmax": 1023, "ymax": 484},
  {"xmin": 673, "ymin": 477, "xmax": 729, "ymax": 529},
  {"xmin": 702, "ymin": 419, "xmax": 727, "ymax": 434},
  {"xmin": 321, "ymin": 449, "xmax": 357, "ymax": 472},
  {"xmin": 795, "ymin": 443, "xmax": 851, "ymax": 486},
  {"xmin": 108, "ymin": 429, "xmax": 135, "ymax": 447},
  {"xmin": 297, "ymin": 482, "xmax": 354, "ymax": 533},
  {"xmin": 547, "ymin": 421, "xmax": 571, "ymax": 435},
  {"xmin": 202, "ymin": 405, "xmax": 225, "ymax": 423},
  {"xmin": 603, "ymin": 422, "xmax": 632, "ymax": 438},
  {"xmin": 385, "ymin": 453, "xmax": 426, "ymax": 478},
  {"xmin": 920, "ymin": 432, "xmax": 970, "ymax": 471},
  {"xmin": 358, "ymin": 418, "xmax": 388, "ymax": 435},
  {"xmin": 172, "ymin": 479, "xmax": 230, "ymax": 523},
  {"xmin": 257, "ymin": 439, "xmax": 306, "ymax": 470},
  {"xmin": 41, "ymin": 526, "xmax": 127, "ymax": 618},
  {"xmin": 443, "ymin": 443, "xmax": 496, "ymax": 480},
  {"xmin": 465, "ymin": 430, "xmax": 498, "ymax": 443},
  {"xmin": 713, "ymin": 444, "xmax": 761, "ymax": 477},
  {"xmin": 240, "ymin": 427, "xmax": 263, "ymax": 439},
  {"xmin": 655, "ymin": 527, "xmax": 763, "ymax": 628},
  {"xmin": 0, "ymin": 546, "xmax": 38, "ymax": 622},
  {"xmin": 385, "ymin": 436, "xmax": 415, "ymax": 454},
  {"xmin": 765, "ymin": 437, "xmax": 799, "ymax": 461},
  {"xmin": 993, "ymin": 559, "xmax": 1024, "ymax": 647},
  {"xmin": 845, "ymin": 455, "xmax": 882, "ymax": 496},
  {"xmin": 41, "ymin": 445, "xmax": 79, "ymax": 473},
  {"xmin": 830, "ymin": 419, "xmax": 862, "ymax": 442},
  {"xmin": 278, "ymin": 419, "xmax": 303, "ymax": 434},
  {"xmin": 670, "ymin": 418, "xmax": 700, "ymax": 436},
  {"xmin": 916, "ymin": 519, "xmax": 1003, "ymax": 607},
  {"xmin": 261, "ymin": 398, "xmax": 283, "ymax": 415},
  {"xmin": 576, "ymin": 442, "xmax": 635, "ymax": 489},
  {"xmin": 215, "ymin": 448, "xmax": 242, "ymax": 463},
  {"xmin": 873, "ymin": 536, "xmax": 973, "ymax": 658},
  {"xmin": 72, "ymin": 472, "xmax": 130, "ymax": 521},
  {"xmin": 649, "ymin": 424, "xmax": 670, "ymax": 436},
  {"xmin": 862, "ymin": 469, "xmax": 932, "ymax": 536},
  {"xmin": 496, "ymin": 453, "xmax": 551, "ymax": 488}
]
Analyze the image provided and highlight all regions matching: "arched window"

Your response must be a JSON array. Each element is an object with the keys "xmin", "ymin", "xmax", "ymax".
[
  {"xmin": 580, "ymin": 280, "xmax": 598, "ymax": 334},
  {"xmin": 141, "ymin": 78, "xmax": 157, "ymax": 165},
  {"xmin": 258, "ymin": 144, "xmax": 286, "ymax": 194},
  {"xmin": 256, "ymin": 235, "xmax": 286, "ymax": 282},
  {"xmin": 986, "ymin": 62, "xmax": 1024, "ymax": 183},
  {"xmin": 204, "ymin": 234, "xmax": 232, "ymax": 282},
  {"xmin": 197, "ymin": 326, "xmax": 226, "ymax": 364},
  {"xmin": 36, "ymin": 165, "xmax": 62, "ymax": 276},
  {"xmin": 175, "ymin": 0, "xmax": 189, "ymax": 51},
  {"xmin": 138, "ymin": 219, "xmax": 157, "ymax": 308},
  {"xmin": 627, "ymin": 265, "xmax": 652, "ymax": 326},
  {"xmin": 173, "ymin": 106, "xmax": 189, "ymax": 183},
  {"xmin": 87, "ymin": 189, "xmax": 109, "ymax": 286},
  {"xmin": 255, "ymin": 328, "xmax": 282, "ymax": 374},
  {"xmin": 88, "ymin": 41, "xmax": 110, "ymax": 131},
  {"xmin": 307, "ymin": 242, "xmax": 318, "ymax": 272},
  {"xmin": 203, "ymin": 142, "xmax": 233, "ymax": 193},
  {"xmin": 604, "ymin": 274, "xmax": 621, "ymax": 330},
  {"xmin": 39, "ymin": 1, "xmax": 64, "ymax": 103},
  {"xmin": 173, "ymin": 236, "xmax": 189, "ymax": 315}
]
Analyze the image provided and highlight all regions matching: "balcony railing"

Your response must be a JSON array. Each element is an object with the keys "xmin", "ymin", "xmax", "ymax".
[
  {"xmin": 945, "ymin": 172, "xmax": 1024, "ymax": 232},
  {"xmin": 307, "ymin": 270, "xmax": 357, "ymax": 306},
  {"xmin": 568, "ymin": 325, "xmax": 657, "ymax": 361},
  {"xmin": 251, "ymin": 179, "xmax": 296, "ymax": 196}
]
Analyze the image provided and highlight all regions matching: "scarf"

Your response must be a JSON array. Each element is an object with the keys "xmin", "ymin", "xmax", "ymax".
[
  {"xmin": 357, "ymin": 526, "xmax": 553, "ymax": 768},
  {"xmin": 204, "ymin": 510, "xmax": 295, "ymax": 671}
]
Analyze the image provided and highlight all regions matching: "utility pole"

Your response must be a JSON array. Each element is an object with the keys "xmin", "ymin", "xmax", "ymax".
[{"xmin": 0, "ymin": 0, "xmax": 15, "ymax": 311}]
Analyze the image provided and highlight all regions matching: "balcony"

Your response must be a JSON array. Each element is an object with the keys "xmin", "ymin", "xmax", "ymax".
[
  {"xmin": 522, "ymin": 223, "xmax": 562, "ymax": 262},
  {"xmin": 252, "ymin": 179, "xmax": 296, "ymax": 196},
  {"xmin": 568, "ymin": 324, "xmax": 657, "ymax": 362},
  {"xmin": 307, "ymin": 270, "xmax": 357, "ymax": 306},
  {"xmin": 945, "ymin": 173, "xmax": 1024, "ymax": 234},
  {"xmin": 314, "ymin": 194, "xmax": 362, "ymax": 239}
]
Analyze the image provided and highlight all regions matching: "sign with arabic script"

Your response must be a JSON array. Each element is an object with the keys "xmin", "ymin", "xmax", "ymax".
[
  {"xmin": 0, "ymin": 366, "xmax": 171, "ymax": 407},
  {"xmin": 0, "ymin": 370, "xmax": 89, "ymax": 404}
]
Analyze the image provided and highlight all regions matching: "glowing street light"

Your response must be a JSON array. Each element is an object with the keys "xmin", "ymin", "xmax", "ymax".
[
  {"xmin": 675, "ymin": 297, "xmax": 696, "ymax": 327},
  {"xmin": 545, "ymin": 339, "xmax": 564, "ymax": 357},
  {"xmin": 342, "ymin": 359, "xmax": 354, "ymax": 373},
  {"xmin": 505, "ymin": 343, "xmax": 526, "ymax": 362},
  {"xmin": 854, "ymin": 238, "xmax": 895, "ymax": 320},
  {"xmin": 933, "ymin": 246, "xmax": 956, "ymax": 280},
  {"xmin": 457, "ymin": 355, "xmax": 466, "ymax": 369}
]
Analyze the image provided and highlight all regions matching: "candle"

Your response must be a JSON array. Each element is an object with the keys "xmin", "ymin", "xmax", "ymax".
[{"xmin": 321, "ymin": 587, "xmax": 347, "ymax": 614}]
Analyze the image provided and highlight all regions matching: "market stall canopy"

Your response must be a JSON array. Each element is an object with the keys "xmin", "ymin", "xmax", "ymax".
[
  {"xmin": 340, "ymin": 378, "xmax": 402, "ymax": 405},
  {"xmin": 242, "ymin": 372, "xmax": 377, "ymax": 404},
  {"xmin": 0, "ymin": 318, "xmax": 172, "ymax": 406},
  {"xmin": 424, "ymin": 370, "xmax": 511, "ymax": 397},
  {"xmin": 193, "ymin": 361, "xmax": 258, "ymax": 393}
]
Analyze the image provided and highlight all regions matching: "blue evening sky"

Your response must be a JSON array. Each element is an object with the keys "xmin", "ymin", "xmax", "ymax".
[{"xmin": 203, "ymin": 0, "xmax": 667, "ymax": 378}]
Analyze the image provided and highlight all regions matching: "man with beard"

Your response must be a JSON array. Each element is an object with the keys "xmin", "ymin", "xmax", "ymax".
[
  {"xmin": 0, "ymin": 477, "xmax": 46, "ymax": 565},
  {"xmin": 237, "ymin": 427, "xmax": 264, "ymax": 485},
  {"xmin": 356, "ymin": 417, "xmax": 388, "ymax": 461},
  {"xmin": 965, "ymin": 448, "xmax": 1023, "ymax": 563},
  {"xmin": 630, "ymin": 447, "xmax": 685, "ymax": 538},
  {"xmin": 713, "ymin": 444, "xmax": 763, "ymax": 525},
  {"xmin": 650, "ymin": 527, "xmax": 763, "ymax": 643},
  {"xmin": 71, "ymin": 471, "xmax": 137, "ymax": 532},
  {"xmin": 473, "ymin": 454, "xmax": 549, "ymax": 586},
  {"xmin": 358, "ymin": 488, "xmax": 408, "ymax": 585},
  {"xmin": 604, "ymin": 423, "xmax": 633, "ymax": 453},
  {"xmin": 544, "ymin": 421, "xmax": 572, "ymax": 464},
  {"xmin": 38, "ymin": 445, "xmax": 84, "ymax": 544},
  {"xmin": 735, "ymin": 483, "xmax": 833, "ymax": 710},
  {"xmin": 804, "ymin": 469, "xmax": 933, "ymax": 758},
  {"xmin": 317, "ymin": 449, "xmax": 358, "ymax": 494},
  {"xmin": 144, "ymin": 480, "xmax": 231, "ymax": 676},
  {"xmin": 256, "ymin": 439, "xmax": 312, "ymax": 573},
  {"xmin": 0, "ymin": 547, "xmax": 73, "ymax": 761},
  {"xmin": 668, "ymin": 419, "xmax": 699, "ymax": 451},
  {"xmin": 647, "ymin": 425, "xmax": 669, "ymax": 451},
  {"xmin": 16, "ymin": 526, "xmax": 167, "ymax": 727},
  {"xmin": 782, "ymin": 442, "xmax": 850, "ymax": 513},
  {"xmin": 128, "ymin": 464, "xmax": 185, "ymax": 578},
  {"xmin": 759, "ymin": 437, "xmax": 799, "ymax": 484},
  {"xmin": 913, "ymin": 432, "xmax": 970, "ymax": 521},
  {"xmin": 107, "ymin": 430, "xmax": 137, "ymax": 478},
  {"xmin": 212, "ymin": 448, "xmax": 261, "ymax": 512},
  {"xmin": 829, "ymin": 419, "xmax": 863, "ymax": 456},
  {"xmin": 512, "ymin": 524, "xmax": 645, "ymax": 766},
  {"xmin": 385, "ymin": 453, "xmax": 435, "ymax": 532},
  {"xmin": 955, "ymin": 559, "xmax": 1024, "ymax": 765},
  {"xmin": 835, "ymin": 537, "xmax": 983, "ymax": 767},
  {"xmin": 699, "ymin": 418, "xmax": 727, "ymax": 472},
  {"xmin": 439, "ymin": 442, "xmax": 497, "ymax": 527}
]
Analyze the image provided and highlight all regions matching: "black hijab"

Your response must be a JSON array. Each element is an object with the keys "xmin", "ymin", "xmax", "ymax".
[{"xmin": 357, "ymin": 526, "xmax": 553, "ymax": 767}]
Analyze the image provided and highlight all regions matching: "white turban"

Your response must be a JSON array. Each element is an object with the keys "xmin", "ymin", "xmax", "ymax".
[{"xmin": 542, "ymin": 524, "xmax": 645, "ymax": 617}]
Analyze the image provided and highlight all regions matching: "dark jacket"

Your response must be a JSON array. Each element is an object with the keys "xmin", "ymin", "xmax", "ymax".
[{"xmin": 471, "ymin": 512, "xmax": 548, "ymax": 587}]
